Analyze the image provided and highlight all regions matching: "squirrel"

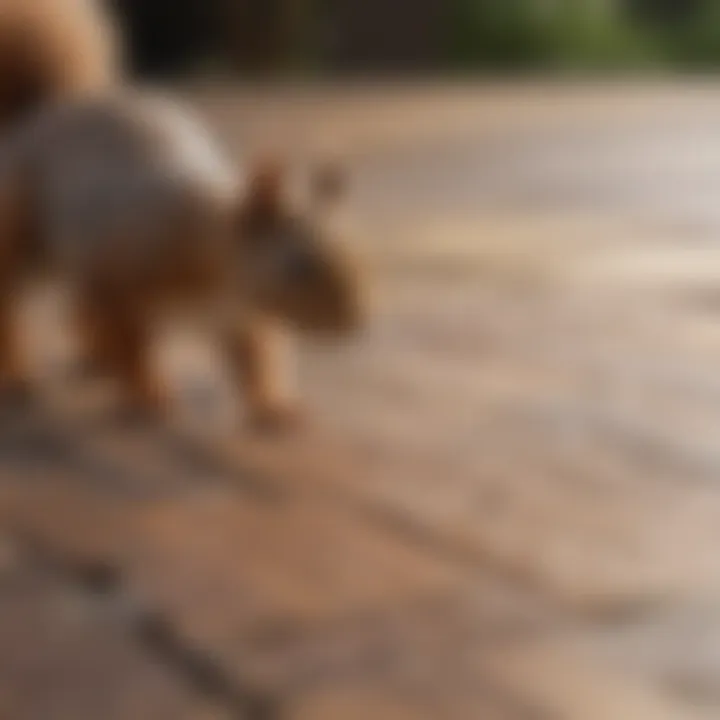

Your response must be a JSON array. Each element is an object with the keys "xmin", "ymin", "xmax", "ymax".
[
  {"xmin": 0, "ymin": 89, "xmax": 365, "ymax": 430},
  {"xmin": 0, "ymin": 0, "xmax": 120, "ymax": 132}
]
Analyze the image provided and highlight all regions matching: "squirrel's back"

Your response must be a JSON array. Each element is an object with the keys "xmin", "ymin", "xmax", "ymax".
[{"xmin": 1, "ymin": 90, "xmax": 240, "ymax": 287}]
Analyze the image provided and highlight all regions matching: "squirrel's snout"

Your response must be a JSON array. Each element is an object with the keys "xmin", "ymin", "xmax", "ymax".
[
  {"xmin": 339, "ymin": 294, "xmax": 367, "ymax": 336},
  {"xmin": 295, "ymin": 283, "xmax": 367, "ymax": 339},
  {"xmin": 328, "ymin": 270, "xmax": 367, "ymax": 337}
]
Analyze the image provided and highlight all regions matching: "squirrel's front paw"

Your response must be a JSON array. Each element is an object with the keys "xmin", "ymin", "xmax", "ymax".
[{"xmin": 247, "ymin": 401, "xmax": 305, "ymax": 435}]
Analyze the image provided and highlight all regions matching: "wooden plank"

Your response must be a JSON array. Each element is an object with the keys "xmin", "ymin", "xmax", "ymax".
[
  {"xmin": 0, "ymin": 566, "xmax": 215, "ymax": 720},
  {"xmin": 475, "ymin": 640, "xmax": 711, "ymax": 720},
  {"xmin": 130, "ymin": 495, "xmax": 462, "ymax": 651}
]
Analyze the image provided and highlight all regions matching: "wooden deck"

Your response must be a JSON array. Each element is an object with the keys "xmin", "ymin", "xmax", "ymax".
[{"xmin": 2, "ymin": 82, "xmax": 720, "ymax": 719}]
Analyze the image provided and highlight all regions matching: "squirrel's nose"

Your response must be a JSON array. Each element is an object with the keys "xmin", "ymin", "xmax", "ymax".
[{"xmin": 337, "ymin": 287, "xmax": 367, "ymax": 336}]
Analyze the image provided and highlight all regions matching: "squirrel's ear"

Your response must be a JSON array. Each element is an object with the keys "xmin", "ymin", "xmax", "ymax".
[
  {"xmin": 243, "ymin": 154, "xmax": 286, "ymax": 217},
  {"xmin": 311, "ymin": 160, "xmax": 348, "ymax": 208}
]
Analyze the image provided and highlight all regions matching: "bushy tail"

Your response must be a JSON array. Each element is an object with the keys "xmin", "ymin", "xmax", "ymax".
[{"xmin": 0, "ymin": 0, "xmax": 123, "ymax": 133}]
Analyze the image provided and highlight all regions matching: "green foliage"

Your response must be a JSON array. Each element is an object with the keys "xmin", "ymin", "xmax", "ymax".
[
  {"xmin": 448, "ymin": 0, "xmax": 659, "ymax": 71},
  {"xmin": 663, "ymin": 0, "xmax": 720, "ymax": 67}
]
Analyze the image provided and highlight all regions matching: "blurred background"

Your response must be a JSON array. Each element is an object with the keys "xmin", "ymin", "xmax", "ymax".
[
  {"xmin": 5, "ymin": 2, "xmax": 720, "ymax": 720},
  {"xmin": 108, "ymin": 0, "xmax": 720, "ymax": 78}
]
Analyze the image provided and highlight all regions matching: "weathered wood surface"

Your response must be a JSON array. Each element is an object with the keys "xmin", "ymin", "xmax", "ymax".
[{"xmin": 2, "ymin": 82, "xmax": 720, "ymax": 719}]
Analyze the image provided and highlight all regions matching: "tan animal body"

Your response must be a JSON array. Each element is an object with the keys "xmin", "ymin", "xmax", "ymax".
[
  {"xmin": 0, "ymin": 0, "xmax": 120, "ymax": 131},
  {"xmin": 0, "ymin": 90, "xmax": 364, "ymax": 428}
]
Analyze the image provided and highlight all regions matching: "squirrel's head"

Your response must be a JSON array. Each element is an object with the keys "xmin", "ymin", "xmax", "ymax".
[{"xmin": 234, "ymin": 156, "xmax": 365, "ymax": 338}]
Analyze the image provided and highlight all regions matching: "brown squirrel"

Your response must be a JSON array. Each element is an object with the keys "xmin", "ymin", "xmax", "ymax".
[
  {"xmin": 0, "ymin": 0, "xmax": 120, "ymax": 132},
  {"xmin": 0, "ymin": 90, "xmax": 365, "ymax": 429}
]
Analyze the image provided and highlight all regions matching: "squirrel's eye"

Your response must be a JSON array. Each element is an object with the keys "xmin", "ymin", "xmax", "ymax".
[{"xmin": 278, "ymin": 246, "xmax": 319, "ymax": 283}]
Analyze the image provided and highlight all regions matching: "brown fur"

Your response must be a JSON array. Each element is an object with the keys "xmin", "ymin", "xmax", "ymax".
[
  {"xmin": 0, "ymin": 91, "xmax": 364, "ymax": 427},
  {"xmin": 0, "ymin": 0, "xmax": 120, "ymax": 131}
]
